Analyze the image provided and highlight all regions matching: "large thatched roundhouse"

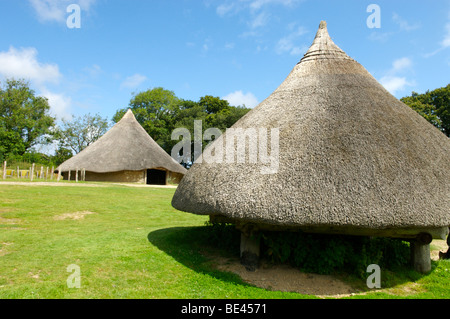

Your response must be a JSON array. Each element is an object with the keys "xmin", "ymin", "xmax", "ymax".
[
  {"xmin": 56, "ymin": 109, "xmax": 186, "ymax": 185},
  {"xmin": 172, "ymin": 21, "xmax": 450, "ymax": 273}
]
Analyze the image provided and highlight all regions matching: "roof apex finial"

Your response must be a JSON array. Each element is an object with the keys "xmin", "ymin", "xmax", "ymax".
[
  {"xmin": 122, "ymin": 108, "xmax": 136, "ymax": 120},
  {"xmin": 299, "ymin": 20, "xmax": 352, "ymax": 63}
]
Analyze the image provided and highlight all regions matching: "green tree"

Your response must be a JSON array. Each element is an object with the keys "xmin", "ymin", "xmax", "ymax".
[
  {"xmin": 55, "ymin": 113, "xmax": 110, "ymax": 154},
  {"xmin": 199, "ymin": 95, "xmax": 230, "ymax": 114},
  {"xmin": 401, "ymin": 84, "xmax": 450, "ymax": 137},
  {"xmin": 0, "ymin": 79, "xmax": 55, "ymax": 159},
  {"xmin": 113, "ymin": 87, "xmax": 180, "ymax": 152},
  {"xmin": 52, "ymin": 147, "xmax": 73, "ymax": 166},
  {"xmin": 113, "ymin": 88, "xmax": 251, "ymax": 166}
]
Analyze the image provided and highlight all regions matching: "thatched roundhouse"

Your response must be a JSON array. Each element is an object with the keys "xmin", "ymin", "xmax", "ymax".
[
  {"xmin": 172, "ymin": 21, "xmax": 450, "ymax": 273},
  {"xmin": 56, "ymin": 109, "xmax": 186, "ymax": 185}
]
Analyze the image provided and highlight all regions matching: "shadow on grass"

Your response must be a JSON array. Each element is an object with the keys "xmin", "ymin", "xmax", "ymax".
[
  {"xmin": 147, "ymin": 226, "xmax": 251, "ymax": 288},
  {"xmin": 147, "ymin": 226, "xmax": 438, "ymax": 297}
]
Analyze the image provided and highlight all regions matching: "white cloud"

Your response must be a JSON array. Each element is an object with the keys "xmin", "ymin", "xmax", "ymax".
[
  {"xmin": 83, "ymin": 64, "xmax": 102, "ymax": 78},
  {"xmin": 216, "ymin": 0, "xmax": 302, "ymax": 34},
  {"xmin": 275, "ymin": 24, "xmax": 308, "ymax": 55},
  {"xmin": 249, "ymin": 0, "xmax": 298, "ymax": 12},
  {"xmin": 28, "ymin": 0, "xmax": 96, "ymax": 23},
  {"xmin": 368, "ymin": 31, "xmax": 394, "ymax": 43},
  {"xmin": 249, "ymin": 11, "xmax": 270, "ymax": 29},
  {"xmin": 120, "ymin": 74, "xmax": 148, "ymax": 90},
  {"xmin": 40, "ymin": 89, "xmax": 73, "ymax": 121},
  {"xmin": 225, "ymin": 42, "xmax": 235, "ymax": 50},
  {"xmin": 392, "ymin": 13, "xmax": 420, "ymax": 31},
  {"xmin": 223, "ymin": 91, "xmax": 259, "ymax": 108},
  {"xmin": 217, "ymin": 0, "xmax": 300, "ymax": 15},
  {"xmin": 380, "ymin": 76, "xmax": 412, "ymax": 95},
  {"xmin": 441, "ymin": 22, "xmax": 450, "ymax": 48},
  {"xmin": 0, "ymin": 46, "xmax": 61, "ymax": 86},
  {"xmin": 424, "ymin": 13, "xmax": 450, "ymax": 57},
  {"xmin": 217, "ymin": 3, "xmax": 235, "ymax": 16},
  {"xmin": 391, "ymin": 57, "xmax": 412, "ymax": 73},
  {"xmin": 0, "ymin": 46, "xmax": 71, "ymax": 120},
  {"xmin": 379, "ymin": 57, "xmax": 414, "ymax": 95}
]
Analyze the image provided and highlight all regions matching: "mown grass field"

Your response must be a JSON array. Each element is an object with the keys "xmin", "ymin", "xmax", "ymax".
[{"xmin": 0, "ymin": 182, "xmax": 449, "ymax": 299}]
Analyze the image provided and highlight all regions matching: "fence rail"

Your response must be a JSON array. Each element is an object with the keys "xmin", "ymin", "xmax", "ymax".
[{"xmin": 1, "ymin": 161, "xmax": 86, "ymax": 182}]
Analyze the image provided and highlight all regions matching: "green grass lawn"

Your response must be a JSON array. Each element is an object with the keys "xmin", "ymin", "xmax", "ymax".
[{"xmin": 0, "ymin": 182, "xmax": 449, "ymax": 299}]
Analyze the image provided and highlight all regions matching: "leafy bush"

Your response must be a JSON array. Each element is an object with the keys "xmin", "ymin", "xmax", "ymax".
[
  {"xmin": 204, "ymin": 222, "xmax": 411, "ymax": 278},
  {"xmin": 261, "ymin": 231, "xmax": 410, "ymax": 278},
  {"xmin": 204, "ymin": 222, "xmax": 241, "ymax": 254}
]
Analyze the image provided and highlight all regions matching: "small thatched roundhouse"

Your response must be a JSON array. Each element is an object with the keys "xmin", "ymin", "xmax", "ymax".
[
  {"xmin": 56, "ymin": 109, "xmax": 186, "ymax": 185},
  {"xmin": 172, "ymin": 21, "xmax": 450, "ymax": 273}
]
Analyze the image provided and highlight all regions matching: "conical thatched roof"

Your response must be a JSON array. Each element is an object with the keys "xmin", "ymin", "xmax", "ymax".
[
  {"xmin": 57, "ymin": 109, "xmax": 186, "ymax": 175},
  {"xmin": 172, "ymin": 21, "xmax": 450, "ymax": 236}
]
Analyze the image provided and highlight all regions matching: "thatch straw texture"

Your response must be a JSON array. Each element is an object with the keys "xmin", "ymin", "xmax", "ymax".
[
  {"xmin": 172, "ymin": 21, "xmax": 450, "ymax": 234},
  {"xmin": 56, "ymin": 109, "xmax": 187, "ymax": 176}
]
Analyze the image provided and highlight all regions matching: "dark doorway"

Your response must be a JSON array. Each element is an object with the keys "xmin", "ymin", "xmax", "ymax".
[{"xmin": 147, "ymin": 169, "xmax": 166, "ymax": 185}]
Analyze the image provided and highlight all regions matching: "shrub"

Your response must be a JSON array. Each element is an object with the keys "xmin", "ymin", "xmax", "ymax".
[
  {"xmin": 205, "ymin": 222, "xmax": 411, "ymax": 278},
  {"xmin": 204, "ymin": 222, "xmax": 241, "ymax": 254},
  {"xmin": 260, "ymin": 231, "xmax": 410, "ymax": 278}
]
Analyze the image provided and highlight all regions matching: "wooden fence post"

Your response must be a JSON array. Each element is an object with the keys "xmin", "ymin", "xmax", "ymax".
[
  {"xmin": 31, "ymin": 163, "xmax": 35, "ymax": 182},
  {"xmin": 45, "ymin": 167, "xmax": 49, "ymax": 180},
  {"xmin": 17, "ymin": 166, "xmax": 20, "ymax": 179},
  {"xmin": 51, "ymin": 166, "xmax": 54, "ymax": 180},
  {"xmin": 40, "ymin": 167, "xmax": 44, "ymax": 180},
  {"xmin": 2, "ymin": 161, "xmax": 6, "ymax": 180}
]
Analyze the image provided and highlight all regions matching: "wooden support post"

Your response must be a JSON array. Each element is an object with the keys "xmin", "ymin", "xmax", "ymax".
[
  {"xmin": 51, "ymin": 166, "xmax": 54, "ymax": 180},
  {"xmin": 16, "ymin": 166, "xmax": 19, "ymax": 179},
  {"xmin": 239, "ymin": 224, "xmax": 260, "ymax": 272},
  {"xmin": 57, "ymin": 169, "xmax": 61, "ymax": 182},
  {"xmin": 31, "ymin": 164, "xmax": 35, "ymax": 182},
  {"xmin": 45, "ymin": 167, "xmax": 49, "ymax": 180},
  {"xmin": 75, "ymin": 169, "xmax": 79, "ymax": 183},
  {"xmin": 40, "ymin": 166, "xmax": 44, "ymax": 179},
  {"xmin": 82, "ymin": 168, "xmax": 86, "ymax": 181},
  {"xmin": 68, "ymin": 170, "xmax": 71, "ymax": 181},
  {"xmin": 411, "ymin": 233, "xmax": 432, "ymax": 273},
  {"xmin": 2, "ymin": 161, "xmax": 6, "ymax": 180}
]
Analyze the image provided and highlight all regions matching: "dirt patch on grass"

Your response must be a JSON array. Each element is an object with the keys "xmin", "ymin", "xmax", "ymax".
[
  {"xmin": 54, "ymin": 211, "xmax": 96, "ymax": 221},
  {"xmin": 0, "ymin": 208, "xmax": 15, "ymax": 213},
  {"xmin": 0, "ymin": 242, "xmax": 14, "ymax": 256},
  {"xmin": 431, "ymin": 240, "xmax": 448, "ymax": 261},
  {"xmin": 214, "ymin": 256, "xmax": 357, "ymax": 298},
  {"xmin": 0, "ymin": 216, "xmax": 20, "ymax": 225},
  {"xmin": 210, "ymin": 240, "xmax": 449, "ymax": 298}
]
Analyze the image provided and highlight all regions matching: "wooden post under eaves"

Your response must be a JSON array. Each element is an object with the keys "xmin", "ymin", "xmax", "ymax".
[{"xmin": 411, "ymin": 233, "xmax": 432, "ymax": 273}]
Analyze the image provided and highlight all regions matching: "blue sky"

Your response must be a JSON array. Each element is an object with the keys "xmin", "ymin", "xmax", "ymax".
[{"xmin": 0, "ymin": 0, "xmax": 449, "ymax": 125}]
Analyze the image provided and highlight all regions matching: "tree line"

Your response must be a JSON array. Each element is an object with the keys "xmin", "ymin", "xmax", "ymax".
[
  {"xmin": 0, "ymin": 78, "xmax": 448, "ymax": 168},
  {"xmin": 0, "ymin": 79, "xmax": 251, "ymax": 167}
]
